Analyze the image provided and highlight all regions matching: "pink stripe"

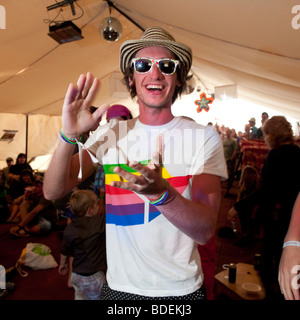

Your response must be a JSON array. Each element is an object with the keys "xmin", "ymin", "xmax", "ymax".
[{"xmin": 106, "ymin": 192, "xmax": 144, "ymax": 205}]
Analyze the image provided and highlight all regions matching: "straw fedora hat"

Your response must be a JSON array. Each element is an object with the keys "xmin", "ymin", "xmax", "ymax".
[{"xmin": 120, "ymin": 27, "xmax": 192, "ymax": 82}]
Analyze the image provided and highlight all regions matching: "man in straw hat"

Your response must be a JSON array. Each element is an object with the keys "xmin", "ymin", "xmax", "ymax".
[{"xmin": 44, "ymin": 27, "xmax": 227, "ymax": 300}]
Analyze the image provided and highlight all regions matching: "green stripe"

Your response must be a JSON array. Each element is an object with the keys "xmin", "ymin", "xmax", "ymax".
[{"xmin": 103, "ymin": 160, "xmax": 151, "ymax": 174}]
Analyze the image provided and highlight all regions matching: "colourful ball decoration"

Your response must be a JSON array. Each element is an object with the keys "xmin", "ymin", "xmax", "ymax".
[{"xmin": 195, "ymin": 92, "xmax": 214, "ymax": 113}]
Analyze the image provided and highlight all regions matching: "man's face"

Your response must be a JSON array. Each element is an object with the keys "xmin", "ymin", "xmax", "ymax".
[
  {"xmin": 261, "ymin": 113, "xmax": 268, "ymax": 124},
  {"xmin": 131, "ymin": 46, "xmax": 181, "ymax": 110},
  {"xmin": 22, "ymin": 173, "xmax": 32, "ymax": 184},
  {"xmin": 18, "ymin": 156, "xmax": 26, "ymax": 164}
]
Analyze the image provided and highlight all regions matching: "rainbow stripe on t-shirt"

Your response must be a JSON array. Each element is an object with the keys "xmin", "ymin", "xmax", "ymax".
[{"xmin": 104, "ymin": 161, "xmax": 191, "ymax": 226}]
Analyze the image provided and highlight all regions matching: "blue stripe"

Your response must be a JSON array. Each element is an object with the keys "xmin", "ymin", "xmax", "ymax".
[
  {"xmin": 149, "ymin": 210, "xmax": 161, "ymax": 222},
  {"xmin": 106, "ymin": 213, "xmax": 145, "ymax": 226}
]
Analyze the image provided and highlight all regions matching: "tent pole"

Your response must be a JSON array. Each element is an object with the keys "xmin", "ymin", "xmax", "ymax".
[{"xmin": 25, "ymin": 114, "xmax": 28, "ymax": 159}]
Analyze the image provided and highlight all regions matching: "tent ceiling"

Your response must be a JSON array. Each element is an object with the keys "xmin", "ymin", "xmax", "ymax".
[{"xmin": 0, "ymin": 0, "xmax": 299, "ymax": 119}]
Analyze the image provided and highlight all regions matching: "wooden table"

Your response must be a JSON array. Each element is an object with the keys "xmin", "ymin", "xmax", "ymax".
[{"xmin": 214, "ymin": 263, "xmax": 266, "ymax": 300}]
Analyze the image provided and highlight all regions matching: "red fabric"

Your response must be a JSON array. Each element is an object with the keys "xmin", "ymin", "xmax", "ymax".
[{"xmin": 240, "ymin": 140, "xmax": 268, "ymax": 175}]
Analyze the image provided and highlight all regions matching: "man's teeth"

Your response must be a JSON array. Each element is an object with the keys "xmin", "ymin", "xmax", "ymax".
[{"xmin": 146, "ymin": 85, "xmax": 164, "ymax": 90}]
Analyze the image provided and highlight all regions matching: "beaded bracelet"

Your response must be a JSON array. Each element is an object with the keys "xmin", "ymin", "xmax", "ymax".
[
  {"xmin": 282, "ymin": 241, "xmax": 300, "ymax": 249},
  {"xmin": 59, "ymin": 128, "xmax": 82, "ymax": 145}
]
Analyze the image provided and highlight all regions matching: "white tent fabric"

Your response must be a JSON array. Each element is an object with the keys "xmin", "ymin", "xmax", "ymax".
[{"xmin": 0, "ymin": 0, "xmax": 299, "ymax": 168}]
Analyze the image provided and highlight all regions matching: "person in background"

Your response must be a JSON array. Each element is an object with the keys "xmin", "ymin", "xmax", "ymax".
[
  {"xmin": 9, "ymin": 153, "xmax": 32, "ymax": 178},
  {"xmin": 8, "ymin": 154, "xmax": 33, "ymax": 202},
  {"xmin": 256, "ymin": 112, "xmax": 269, "ymax": 139},
  {"xmin": 6, "ymin": 168, "xmax": 35, "ymax": 209},
  {"xmin": 9, "ymin": 179, "xmax": 57, "ymax": 237},
  {"xmin": 227, "ymin": 116, "xmax": 300, "ymax": 299},
  {"xmin": 278, "ymin": 192, "xmax": 300, "ymax": 300},
  {"xmin": 227, "ymin": 165, "xmax": 260, "ymax": 246},
  {"xmin": 243, "ymin": 124, "xmax": 251, "ymax": 139},
  {"xmin": 222, "ymin": 128, "xmax": 238, "ymax": 181},
  {"xmin": 248, "ymin": 117, "xmax": 258, "ymax": 139},
  {"xmin": 0, "ymin": 169, "xmax": 9, "ymax": 222},
  {"xmin": 59, "ymin": 189, "xmax": 106, "ymax": 300},
  {"xmin": 2, "ymin": 157, "xmax": 14, "ymax": 191},
  {"xmin": 106, "ymin": 104, "xmax": 133, "ymax": 122}
]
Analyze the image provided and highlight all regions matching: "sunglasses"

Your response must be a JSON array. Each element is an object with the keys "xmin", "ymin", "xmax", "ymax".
[{"xmin": 131, "ymin": 58, "xmax": 180, "ymax": 75}]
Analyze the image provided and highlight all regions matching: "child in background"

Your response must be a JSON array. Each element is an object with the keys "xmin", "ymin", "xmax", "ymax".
[{"xmin": 58, "ymin": 190, "xmax": 106, "ymax": 300}]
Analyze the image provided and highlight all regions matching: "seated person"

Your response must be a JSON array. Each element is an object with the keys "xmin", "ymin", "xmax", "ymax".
[
  {"xmin": 227, "ymin": 165, "xmax": 260, "ymax": 245},
  {"xmin": 0, "ymin": 170, "xmax": 9, "ymax": 222},
  {"xmin": 7, "ymin": 168, "xmax": 35, "ymax": 205},
  {"xmin": 9, "ymin": 180, "xmax": 57, "ymax": 237},
  {"xmin": 6, "ymin": 184, "xmax": 38, "ymax": 223}
]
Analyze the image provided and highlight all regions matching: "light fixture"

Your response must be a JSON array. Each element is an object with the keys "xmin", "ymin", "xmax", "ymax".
[
  {"xmin": 99, "ymin": 16, "xmax": 122, "ymax": 42},
  {"xmin": 99, "ymin": 0, "xmax": 144, "ymax": 42},
  {"xmin": 46, "ymin": 0, "xmax": 84, "ymax": 44},
  {"xmin": 0, "ymin": 130, "xmax": 18, "ymax": 143}
]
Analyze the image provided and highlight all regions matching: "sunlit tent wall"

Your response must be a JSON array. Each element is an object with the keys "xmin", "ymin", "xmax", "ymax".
[{"xmin": 0, "ymin": 114, "xmax": 61, "ymax": 169}]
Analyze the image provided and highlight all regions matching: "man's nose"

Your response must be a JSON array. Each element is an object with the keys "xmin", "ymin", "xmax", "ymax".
[{"xmin": 150, "ymin": 62, "xmax": 164, "ymax": 79}]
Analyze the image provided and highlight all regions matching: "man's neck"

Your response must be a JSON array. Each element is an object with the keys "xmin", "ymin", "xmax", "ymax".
[{"xmin": 138, "ymin": 104, "xmax": 174, "ymax": 126}]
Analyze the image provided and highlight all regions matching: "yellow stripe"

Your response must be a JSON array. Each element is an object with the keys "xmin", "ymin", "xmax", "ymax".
[{"xmin": 105, "ymin": 167, "xmax": 172, "ymax": 185}]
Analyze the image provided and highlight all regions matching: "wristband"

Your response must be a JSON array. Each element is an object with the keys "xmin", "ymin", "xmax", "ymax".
[
  {"xmin": 147, "ymin": 179, "xmax": 169, "ymax": 206},
  {"xmin": 148, "ymin": 189, "xmax": 169, "ymax": 205},
  {"xmin": 59, "ymin": 128, "xmax": 82, "ymax": 145},
  {"xmin": 282, "ymin": 241, "xmax": 300, "ymax": 249}
]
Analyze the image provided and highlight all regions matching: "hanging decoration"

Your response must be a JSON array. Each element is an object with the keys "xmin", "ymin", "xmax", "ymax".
[{"xmin": 195, "ymin": 92, "xmax": 214, "ymax": 113}]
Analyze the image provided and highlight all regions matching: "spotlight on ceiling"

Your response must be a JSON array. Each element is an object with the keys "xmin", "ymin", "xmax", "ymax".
[{"xmin": 99, "ymin": 16, "xmax": 122, "ymax": 42}]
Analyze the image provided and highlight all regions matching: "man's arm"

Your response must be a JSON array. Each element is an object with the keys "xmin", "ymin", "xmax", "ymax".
[
  {"xmin": 44, "ymin": 144, "xmax": 94, "ymax": 200},
  {"xmin": 156, "ymin": 173, "xmax": 221, "ymax": 245},
  {"xmin": 278, "ymin": 192, "xmax": 300, "ymax": 300},
  {"xmin": 43, "ymin": 72, "xmax": 109, "ymax": 200}
]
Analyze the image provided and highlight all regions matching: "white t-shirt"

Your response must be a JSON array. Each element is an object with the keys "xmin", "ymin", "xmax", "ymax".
[{"xmin": 85, "ymin": 117, "xmax": 227, "ymax": 296}]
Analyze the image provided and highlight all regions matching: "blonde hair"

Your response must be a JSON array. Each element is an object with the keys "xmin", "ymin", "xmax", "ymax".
[
  {"xmin": 263, "ymin": 116, "xmax": 294, "ymax": 149},
  {"xmin": 69, "ymin": 190, "xmax": 98, "ymax": 217}
]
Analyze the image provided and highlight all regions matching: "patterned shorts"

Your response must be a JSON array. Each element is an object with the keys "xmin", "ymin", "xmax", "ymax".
[
  {"xmin": 71, "ymin": 271, "xmax": 106, "ymax": 300},
  {"xmin": 100, "ymin": 283, "xmax": 206, "ymax": 300}
]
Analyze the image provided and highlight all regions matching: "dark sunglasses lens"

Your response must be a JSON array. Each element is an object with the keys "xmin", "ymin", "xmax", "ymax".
[
  {"xmin": 135, "ymin": 59, "xmax": 152, "ymax": 73},
  {"xmin": 159, "ymin": 60, "xmax": 176, "ymax": 74}
]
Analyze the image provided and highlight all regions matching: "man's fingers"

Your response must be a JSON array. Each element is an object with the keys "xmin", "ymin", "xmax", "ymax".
[
  {"xmin": 74, "ymin": 72, "xmax": 97, "ymax": 101},
  {"xmin": 153, "ymin": 134, "xmax": 163, "ymax": 166},
  {"xmin": 76, "ymin": 73, "xmax": 87, "ymax": 99},
  {"xmin": 64, "ymin": 83, "xmax": 78, "ymax": 107},
  {"xmin": 129, "ymin": 161, "xmax": 157, "ymax": 181},
  {"xmin": 92, "ymin": 103, "xmax": 110, "ymax": 123},
  {"xmin": 113, "ymin": 164, "xmax": 149, "ymax": 185},
  {"xmin": 83, "ymin": 73, "xmax": 99, "ymax": 102}
]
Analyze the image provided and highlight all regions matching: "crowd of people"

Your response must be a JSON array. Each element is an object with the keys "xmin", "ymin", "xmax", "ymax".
[
  {"xmin": 1, "ymin": 26, "xmax": 299, "ymax": 302},
  {"xmin": 220, "ymin": 114, "xmax": 300, "ymax": 300}
]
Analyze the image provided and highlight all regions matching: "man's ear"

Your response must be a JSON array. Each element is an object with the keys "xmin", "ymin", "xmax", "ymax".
[
  {"xmin": 129, "ymin": 77, "xmax": 135, "ymax": 87},
  {"xmin": 86, "ymin": 207, "xmax": 93, "ymax": 217},
  {"xmin": 176, "ymin": 78, "xmax": 182, "ymax": 88}
]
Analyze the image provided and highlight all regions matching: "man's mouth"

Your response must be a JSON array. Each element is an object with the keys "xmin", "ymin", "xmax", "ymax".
[{"xmin": 146, "ymin": 84, "xmax": 164, "ymax": 92}]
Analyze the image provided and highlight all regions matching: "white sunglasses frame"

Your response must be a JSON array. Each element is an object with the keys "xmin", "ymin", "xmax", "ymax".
[{"xmin": 131, "ymin": 58, "xmax": 180, "ymax": 75}]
